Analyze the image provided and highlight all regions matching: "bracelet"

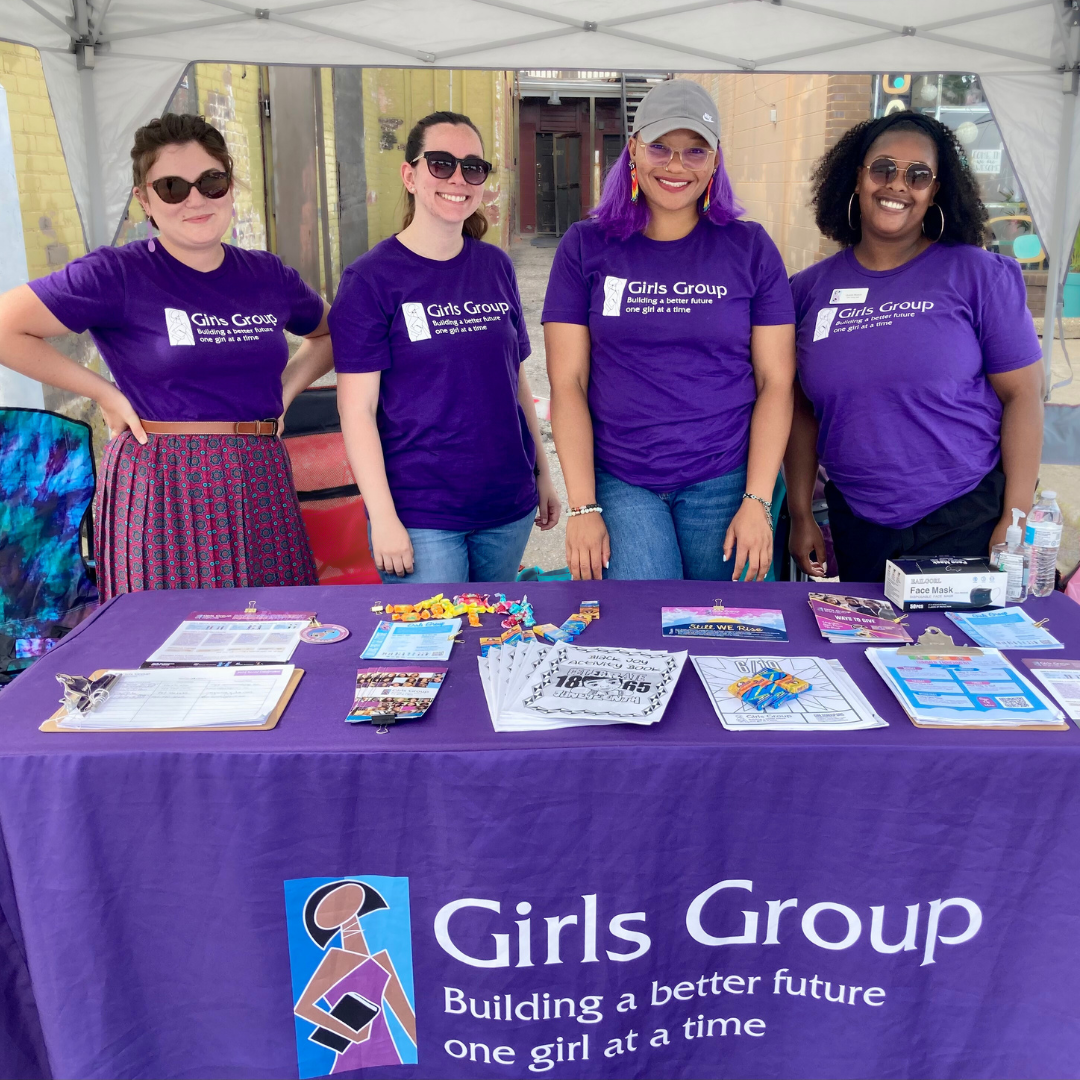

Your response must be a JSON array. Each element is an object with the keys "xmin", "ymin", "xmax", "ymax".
[
  {"xmin": 568, "ymin": 504, "xmax": 603, "ymax": 518},
  {"xmin": 742, "ymin": 492, "xmax": 774, "ymax": 530}
]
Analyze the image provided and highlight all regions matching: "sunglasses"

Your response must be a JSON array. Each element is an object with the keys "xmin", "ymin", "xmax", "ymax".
[
  {"xmin": 863, "ymin": 156, "xmax": 936, "ymax": 191},
  {"xmin": 149, "ymin": 169, "xmax": 231, "ymax": 204},
  {"xmin": 643, "ymin": 143, "xmax": 715, "ymax": 171},
  {"xmin": 414, "ymin": 151, "xmax": 492, "ymax": 185}
]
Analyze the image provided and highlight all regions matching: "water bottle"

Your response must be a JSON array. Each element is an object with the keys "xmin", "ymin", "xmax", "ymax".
[{"xmin": 1025, "ymin": 490, "xmax": 1063, "ymax": 597}]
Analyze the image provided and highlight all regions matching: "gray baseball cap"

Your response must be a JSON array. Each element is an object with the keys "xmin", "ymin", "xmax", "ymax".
[{"xmin": 633, "ymin": 79, "xmax": 720, "ymax": 148}]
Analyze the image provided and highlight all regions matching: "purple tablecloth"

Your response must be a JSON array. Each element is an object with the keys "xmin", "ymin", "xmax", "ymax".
[{"xmin": 0, "ymin": 580, "xmax": 1077, "ymax": 1080}]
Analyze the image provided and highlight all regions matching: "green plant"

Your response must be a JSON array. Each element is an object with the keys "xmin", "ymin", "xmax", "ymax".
[{"xmin": 1071, "ymin": 226, "xmax": 1080, "ymax": 274}]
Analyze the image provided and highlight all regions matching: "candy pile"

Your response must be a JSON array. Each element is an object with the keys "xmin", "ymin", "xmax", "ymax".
[
  {"xmin": 535, "ymin": 600, "xmax": 600, "ymax": 645},
  {"xmin": 373, "ymin": 593, "xmax": 535, "ymax": 630},
  {"xmin": 728, "ymin": 668, "xmax": 811, "ymax": 711}
]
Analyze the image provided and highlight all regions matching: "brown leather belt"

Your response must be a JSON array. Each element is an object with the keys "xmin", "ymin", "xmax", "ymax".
[{"xmin": 141, "ymin": 419, "xmax": 279, "ymax": 436}]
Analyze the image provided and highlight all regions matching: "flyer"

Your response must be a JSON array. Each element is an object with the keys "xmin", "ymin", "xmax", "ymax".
[
  {"xmin": 144, "ymin": 612, "xmax": 316, "ymax": 666},
  {"xmin": 807, "ymin": 593, "xmax": 911, "ymax": 644},
  {"xmin": 360, "ymin": 619, "xmax": 461, "ymax": 662},
  {"xmin": 1023, "ymin": 659, "xmax": 1080, "ymax": 722},
  {"xmin": 946, "ymin": 608, "xmax": 1063, "ymax": 651},
  {"xmin": 346, "ymin": 667, "xmax": 447, "ymax": 724},
  {"xmin": 661, "ymin": 607, "xmax": 787, "ymax": 641}
]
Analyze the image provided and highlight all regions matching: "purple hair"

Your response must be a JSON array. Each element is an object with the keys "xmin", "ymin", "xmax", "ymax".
[{"xmin": 591, "ymin": 144, "xmax": 742, "ymax": 240}]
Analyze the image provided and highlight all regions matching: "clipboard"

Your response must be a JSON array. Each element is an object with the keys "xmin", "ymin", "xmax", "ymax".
[
  {"xmin": 882, "ymin": 629, "xmax": 1068, "ymax": 731},
  {"xmin": 40, "ymin": 668, "xmax": 304, "ymax": 733}
]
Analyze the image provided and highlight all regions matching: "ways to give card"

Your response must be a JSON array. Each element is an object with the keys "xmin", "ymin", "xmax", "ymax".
[
  {"xmin": 360, "ymin": 619, "xmax": 461, "ymax": 662},
  {"xmin": 144, "ymin": 612, "xmax": 315, "ymax": 666}
]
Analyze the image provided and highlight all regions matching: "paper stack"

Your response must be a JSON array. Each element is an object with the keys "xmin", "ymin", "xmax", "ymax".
[
  {"xmin": 692, "ymin": 655, "xmax": 887, "ymax": 731},
  {"xmin": 478, "ymin": 639, "xmax": 687, "ymax": 731}
]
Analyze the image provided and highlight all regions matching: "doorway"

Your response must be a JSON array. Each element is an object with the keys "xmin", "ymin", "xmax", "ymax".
[{"xmin": 535, "ymin": 133, "xmax": 581, "ymax": 235}]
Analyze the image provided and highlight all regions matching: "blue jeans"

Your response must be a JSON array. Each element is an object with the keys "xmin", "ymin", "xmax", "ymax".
[
  {"xmin": 596, "ymin": 466, "xmax": 746, "ymax": 580},
  {"xmin": 372, "ymin": 509, "xmax": 536, "ymax": 585}
]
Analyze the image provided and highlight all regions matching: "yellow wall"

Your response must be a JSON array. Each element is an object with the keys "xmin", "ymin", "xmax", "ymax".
[
  {"xmin": 683, "ymin": 73, "xmax": 872, "ymax": 272},
  {"xmin": 362, "ymin": 68, "xmax": 516, "ymax": 250},
  {"xmin": 0, "ymin": 41, "xmax": 87, "ymax": 278}
]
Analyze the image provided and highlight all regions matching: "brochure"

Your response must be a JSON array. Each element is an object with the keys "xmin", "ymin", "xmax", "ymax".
[
  {"xmin": 946, "ymin": 608, "xmax": 1063, "ymax": 651},
  {"xmin": 360, "ymin": 619, "xmax": 461, "ymax": 662},
  {"xmin": 1022, "ymin": 659, "xmax": 1080, "ymax": 722},
  {"xmin": 346, "ymin": 667, "xmax": 447, "ymax": 724},
  {"xmin": 866, "ymin": 647, "xmax": 1066, "ymax": 728},
  {"xmin": 144, "ymin": 612, "xmax": 315, "ymax": 666},
  {"xmin": 691, "ymin": 654, "xmax": 886, "ymax": 731},
  {"xmin": 807, "ymin": 593, "xmax": 911, "ymax": 644},
  {"xmin": 661, "ymin": 607, "xmax": 787, "ymax": 641}
]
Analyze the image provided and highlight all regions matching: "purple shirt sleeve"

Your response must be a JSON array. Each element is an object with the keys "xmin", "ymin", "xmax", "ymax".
[
  {"xmin": 328, "ymin": 267, "xmax": 393, "ymax": 374},
  {"xmin": 748, "ymin": 228, "xmax": 796, "ymax": 326},
  {"xmin": 279, "ymin": 260, "xmax": 325, "ymax": 337},
  {"xmin": 28, "ymin": 247, "xmax": 126, "ymax": 333},
  {"xmin": 541, "ymin": 226, "xmax": 589, "ymax": 325},
  {"xmin": 975, "ymin": 255, "xmax": 1042, "ymax": 374}
]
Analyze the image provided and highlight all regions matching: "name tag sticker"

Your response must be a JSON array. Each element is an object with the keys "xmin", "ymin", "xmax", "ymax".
[{"xmin": 830, "ymin": 287, "xmax": 869, "ymax": 304}]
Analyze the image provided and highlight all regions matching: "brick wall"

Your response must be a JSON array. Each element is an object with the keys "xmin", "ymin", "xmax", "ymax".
[{"xmin": 0, "ymin": 42, "xmax": 86, "ymax": 278}]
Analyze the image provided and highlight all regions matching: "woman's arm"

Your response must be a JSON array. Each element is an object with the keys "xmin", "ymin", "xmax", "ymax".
[
  {"xmin": 546, "ymin": 321, "xmax": 609, "ymax": 580},
  {"xmin": 783, "ymin": 379, "xmax": 828, "ymax": 577},
  {"xmin": 723, "ymin": 323, "xmax": 795, "ymax": 581},
  {"xmin": 281, "ymin": 301, "xmax": 334, "ymax": 416},
  {"xmin": 0, "ymin": 285, "xmax": 146, "ymax": 442},
  {"xmin": 988, "ymin": 361, "xmax": 1044, "ymax": 550},
  {"xmin": 337, "ymin": 371, "xmax": 413, "ymax": 577},
  {"xmin": 293, "ymin": 949, "xmax": 371, "ymax": 1044},
  {"xmin": 516, "ymin": 366, "xmax": 561, "ymax": 531}
]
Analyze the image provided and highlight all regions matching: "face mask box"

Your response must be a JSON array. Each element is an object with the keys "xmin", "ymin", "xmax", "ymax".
[{"xmin": 884, "ymin": 556, "xmax": 1007, "ymax": 612}]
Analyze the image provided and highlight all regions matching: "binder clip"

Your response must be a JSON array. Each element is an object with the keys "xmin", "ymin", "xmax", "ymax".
[{"xmin": 244, "ymin": 599, "xmax": 258, "ymax": 614}]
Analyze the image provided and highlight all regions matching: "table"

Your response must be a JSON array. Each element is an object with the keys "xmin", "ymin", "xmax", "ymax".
[{"xmin": 0, "ymin": 580, "xmax": 1078, "ymax": 1080}]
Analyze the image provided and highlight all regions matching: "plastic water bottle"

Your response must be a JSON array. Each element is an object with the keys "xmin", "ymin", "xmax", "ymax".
[{"xmin": 1025, "ymin": 490, "xmax": 1063, "ymax": 597}]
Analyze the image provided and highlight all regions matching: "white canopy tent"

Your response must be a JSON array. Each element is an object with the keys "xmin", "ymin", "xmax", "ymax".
[{"xmin": 4, "ymin": 0, "xmax": 1080, "ymax": 381}]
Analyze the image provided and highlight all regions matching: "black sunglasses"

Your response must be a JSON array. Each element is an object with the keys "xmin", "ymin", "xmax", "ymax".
[
  {"xmin": 149, "ymin": 169, "xmax": 231, "ymax": 204},
  {"xmin": 863, "ymin": 156, "xmax": 936, "ymax": 192},
  {"xmin": 413, "ymin": 151, "xmax": 492, "ymax": 185}
]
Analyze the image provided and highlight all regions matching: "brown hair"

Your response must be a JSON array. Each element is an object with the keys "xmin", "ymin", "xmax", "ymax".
[
  {"xmin": 401, "ymin": 110, "xmax": 488, "ymax": 240},
  {"xmin": 131, "ymin": 114, "xmax": 233, "ymax": 227}
]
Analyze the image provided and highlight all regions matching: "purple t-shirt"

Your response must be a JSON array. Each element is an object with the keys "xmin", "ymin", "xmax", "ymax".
[
  {"xmin": 541, "ymin": 218, "xmax": 794, "ymax": 491},
  {"xmin": 329, "ymin": 236, "xmax": 536, "ymax": 531},
  {"xmin": 791, "ymin": 243, "xmax": 1042, "ymax": 529},
  {"xmin": 29, "ymin": 241, "xmax": 323, "ymax": 422}
]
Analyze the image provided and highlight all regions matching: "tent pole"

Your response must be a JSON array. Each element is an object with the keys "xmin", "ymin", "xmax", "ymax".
[
  {"xmin": 1040, "ymin": 15, "xmax": 1080, "ymax": 394},
  {"xmin": 75, "ymin": 0, "xmax": 107, "ymax": 249}
]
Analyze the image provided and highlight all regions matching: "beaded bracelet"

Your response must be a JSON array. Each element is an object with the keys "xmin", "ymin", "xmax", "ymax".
[
  {"xmin": 742, "ymin": 492, "xmax": 774, "ymax": 530},
  {"xmin": 568, "ymin": 504, "xmax": 603, "ymax": 518}
]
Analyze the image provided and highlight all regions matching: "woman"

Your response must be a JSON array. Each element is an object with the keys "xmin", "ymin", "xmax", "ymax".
[
  {"xmin": 0, "ymin": 113, "xmax": 332, "ymax": 599},
  {"xmin": 293, "ymin": 879, "xmax": 416, "ymax": 1071},
  {"xmin": 332, "ymin": 110, "xmax": 559, "ymax": 584},
  {"xmin": 785, "ymin": 111, "xmax": 1043, "ymax": 582},
  {"xmin": 542, "ymin": 79, "xmax": 795, "ymax": 581}
]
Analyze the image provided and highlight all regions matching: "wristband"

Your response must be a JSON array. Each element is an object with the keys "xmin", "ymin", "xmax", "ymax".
[{"xmin": 568, "ymin": 504, "xmax": 603, "ymax": 518}]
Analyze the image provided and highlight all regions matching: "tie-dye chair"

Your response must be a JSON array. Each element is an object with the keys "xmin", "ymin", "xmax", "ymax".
[{"xmin": 0, "ymin": 408, "xmax": 98, "ymax": 682}]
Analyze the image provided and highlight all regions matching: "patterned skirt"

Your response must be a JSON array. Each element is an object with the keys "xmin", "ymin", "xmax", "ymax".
[{"xmin": 94, "ymin": 432, "xmax": 318, "ymax": 601}]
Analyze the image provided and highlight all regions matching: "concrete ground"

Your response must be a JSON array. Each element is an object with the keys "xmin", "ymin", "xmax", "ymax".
[{"xmin": 509, "ymin": 231, "xmax": 1080, "ymax": 576}]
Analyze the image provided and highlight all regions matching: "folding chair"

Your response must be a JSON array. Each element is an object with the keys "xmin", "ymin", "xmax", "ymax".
[
  {"xmin": 0, "ymin": 407, "xmax": 98, "ymax": 682},
  {"xmin": 281, "ymin": 387, "xmax": 381, "ymax": 585}
]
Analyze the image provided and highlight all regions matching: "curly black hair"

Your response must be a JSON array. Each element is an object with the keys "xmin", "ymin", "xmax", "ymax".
[{"xmin": 810, "ymin": 111, "xmax": 987, "ymax": 247}]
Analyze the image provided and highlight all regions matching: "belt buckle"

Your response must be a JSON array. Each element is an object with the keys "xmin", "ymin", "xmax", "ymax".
[{"xmin": 262, "ymin": 418, "xmax": 279, "ymax": 437}]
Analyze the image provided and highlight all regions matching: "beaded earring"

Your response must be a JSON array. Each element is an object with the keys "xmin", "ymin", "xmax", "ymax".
[
  {"xmin": 702, "ymin": 175, "xmax": 714, "ymax": 215},
  {"xmin": 629, "ymin": 158, "xmax": 639, "ymax": 203}
]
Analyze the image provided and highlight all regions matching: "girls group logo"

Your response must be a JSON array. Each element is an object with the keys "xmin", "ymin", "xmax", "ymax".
[{"xmin": 284, "ymin": 876, "xmax": 418, "ymax": 1077}]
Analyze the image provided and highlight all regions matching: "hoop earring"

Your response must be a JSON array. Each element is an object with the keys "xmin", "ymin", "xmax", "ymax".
[
  {"xmin": 922, "ymin": 203, "xmax": 945, "ymax": 242},
  {"xmin": 629, "ymin": 159, "xmax": 639, "ymax": 203},
  {"xmin": 702, "ymin": 175, "xmax": 714, "ymax": 215},
  {"xmin": 847, "ymin": 192, "xmax": 859, "ymax": 233}
]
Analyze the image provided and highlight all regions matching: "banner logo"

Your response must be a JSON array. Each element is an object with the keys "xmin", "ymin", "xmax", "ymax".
[
  {"xmin": 164, "ymin": 307, "xmax": 195, "ymax": 346},
  {"xmin": 602, "ymin": 276, "xmax": 628, "ymax": 317},
  {"xmin": 402, "ymin": 302, "xmax": 432, "ymax": 342},
  {"xmin": 285, "ymin": 876, "xmax": 417, "ymax": 1077}
]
